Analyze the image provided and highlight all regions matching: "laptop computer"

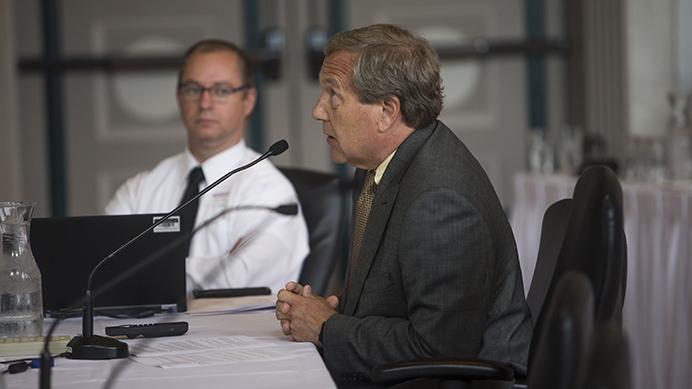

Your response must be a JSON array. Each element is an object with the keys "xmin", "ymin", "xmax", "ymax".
[{"xmin": 30, "ymin": 214, "xmax": 188, "ymax": 316}]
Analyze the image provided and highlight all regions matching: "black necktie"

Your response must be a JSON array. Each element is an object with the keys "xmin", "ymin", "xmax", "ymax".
[{"xmin": 179, "ymin": 166, "xmax": 205, "ymax": 256}]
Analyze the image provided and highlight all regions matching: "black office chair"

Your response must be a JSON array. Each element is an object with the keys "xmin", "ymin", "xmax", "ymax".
[
  {"xmin": 553, "ymin": 165, "xmax": 627, "ymax": 325},
  {"xmin": 372, "ymin": 165, "xmax": 627, "ymax": 388},
  {"xmin": 523, "ymin": 165, "xmax": 627, "ymax": 388},
  {"xmin": 279, "ymin": 167, "xmax": 352, "ymax": 296}
]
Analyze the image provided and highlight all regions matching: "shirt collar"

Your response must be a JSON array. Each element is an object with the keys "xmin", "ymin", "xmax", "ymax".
[
  {"xmin": 183, "ymin": 140, "xmax": 248, "ymax": 186},
  {"xmin": 373, "ymin": 149, "xmax": 397, "ymax": 185}
]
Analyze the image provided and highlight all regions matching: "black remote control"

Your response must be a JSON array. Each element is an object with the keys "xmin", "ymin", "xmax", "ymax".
[
  {"xmin": 105, "ymin": 321, "xmax": 189, "ymax": 339},
  {"xmin": 193, "ymin": 286, "xmax": 271, "ymax": 298}
]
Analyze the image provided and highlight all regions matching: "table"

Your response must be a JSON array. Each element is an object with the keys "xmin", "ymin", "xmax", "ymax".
[
  {"xmin": 511, "ymin": 172, "xmax": 691, "ymax": 389},
  {"xmin": 1, "ymin": 310, "xmax": 336, "ymax": 389}
]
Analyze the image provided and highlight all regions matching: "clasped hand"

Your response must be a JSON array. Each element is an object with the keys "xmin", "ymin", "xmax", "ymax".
[{"xmin": 275, "ymin": 281, "xmax": 339, "ymax": 345}]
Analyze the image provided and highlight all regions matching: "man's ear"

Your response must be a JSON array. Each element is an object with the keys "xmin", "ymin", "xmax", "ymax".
[
  {"xmin": 243, "ymin": 87, "xmax": 258, "ymax": 117},
  {"xmin": 378, "ymin": 95, "xmax": 401, "ymax": 133}
]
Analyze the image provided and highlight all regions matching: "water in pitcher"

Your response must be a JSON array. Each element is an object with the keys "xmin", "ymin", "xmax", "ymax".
[{"xmin": 0, "ymin": 201, "xmax": 44, "ymax": 337}]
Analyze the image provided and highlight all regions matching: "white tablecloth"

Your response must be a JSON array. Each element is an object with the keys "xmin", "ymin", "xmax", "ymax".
[
  {"xmin": 511, "ymin": 172, "xmax": 691, "ymax": 389},
  {"xmin": 1, "ymin": 310, "xmax": 336, "ymax": 389}
]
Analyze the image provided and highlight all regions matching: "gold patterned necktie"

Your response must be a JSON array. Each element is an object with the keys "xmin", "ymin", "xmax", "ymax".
[{"xmin": 349, "ymin": 170, "xmax": 377, "ymax": 277}]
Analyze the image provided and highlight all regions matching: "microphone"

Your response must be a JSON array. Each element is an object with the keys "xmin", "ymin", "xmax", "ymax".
[
  {"xmin": 60, "ymin": 140, "xmax": 290, "ymax": 362},
  {"xmin": 275, "ymin": 203, "xmax": 298, "ymax": 215},
  {"xmin": 268, "ymin": 139, "xmax": 288, "ymax": 156}
]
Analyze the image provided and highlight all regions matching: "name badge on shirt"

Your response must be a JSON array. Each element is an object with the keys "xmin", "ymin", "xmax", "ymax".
[{"xmin": 152, "ymin": 216, "xmax": 181, "ymax": 233}]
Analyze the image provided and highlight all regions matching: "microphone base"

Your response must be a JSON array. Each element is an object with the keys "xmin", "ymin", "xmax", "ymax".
[{"xmin": 65, "ymin": 335, "xmax": 129, "ymax": 360}]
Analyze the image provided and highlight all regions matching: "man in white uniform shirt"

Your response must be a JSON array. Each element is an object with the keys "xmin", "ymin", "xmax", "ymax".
[{"xmin": 106, "ymin": 39, "xmax": 309, "ymax": 294}]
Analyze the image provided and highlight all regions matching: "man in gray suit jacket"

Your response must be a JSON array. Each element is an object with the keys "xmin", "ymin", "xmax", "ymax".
[{"xmin": 275, "ymin": 23, "xmax": 532, "ymax": 381}]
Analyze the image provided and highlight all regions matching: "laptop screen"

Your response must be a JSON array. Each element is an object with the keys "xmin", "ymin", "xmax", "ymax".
[{"xmin": 30, "ymin": 214, "xmax": 187, "ymax": 315}]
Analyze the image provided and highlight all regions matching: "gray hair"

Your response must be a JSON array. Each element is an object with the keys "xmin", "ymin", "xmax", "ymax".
[{"xmin": 325, "ymin": 24, "xmax": 443, "ymax": 129}]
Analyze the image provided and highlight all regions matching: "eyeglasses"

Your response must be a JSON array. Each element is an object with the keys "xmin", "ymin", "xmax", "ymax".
[{"xmin": 177, "ymin": 82, "xmax": 249, "ymax": 102}]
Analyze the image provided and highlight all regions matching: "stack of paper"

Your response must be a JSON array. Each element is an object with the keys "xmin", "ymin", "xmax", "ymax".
[{"xmin": 128, "ymin": 336, "xmax": 297, "ymax": 368}]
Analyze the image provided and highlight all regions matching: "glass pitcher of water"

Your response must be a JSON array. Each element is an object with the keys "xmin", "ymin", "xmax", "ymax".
[{"xmin": 0, "ymin": 201, "xmax": 43, "ymax": 337}]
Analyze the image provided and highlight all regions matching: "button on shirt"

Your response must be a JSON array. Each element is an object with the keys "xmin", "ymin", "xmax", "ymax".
[{"xmin": 105, "ymin": 141, "xmax": 310, "ymax": 294}]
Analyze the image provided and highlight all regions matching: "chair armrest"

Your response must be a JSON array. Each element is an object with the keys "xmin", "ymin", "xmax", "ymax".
[{"xmin": 371, "ymin": 358, "xmax": 515, "ymax": 384}]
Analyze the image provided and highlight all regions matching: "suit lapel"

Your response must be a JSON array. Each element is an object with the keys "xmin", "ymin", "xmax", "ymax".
[
  {"xmin": 342, "ymin": 122, "xmax": 438, "ymax": 315},
  {"xmin": 343, "ymin": 181, "xmax": 399, "ymax": 315}
]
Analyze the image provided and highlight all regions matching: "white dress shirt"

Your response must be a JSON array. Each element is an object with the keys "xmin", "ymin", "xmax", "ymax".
[{"xmin": 105, "ymin": 141, "xmax": 310, "ymax": 294}]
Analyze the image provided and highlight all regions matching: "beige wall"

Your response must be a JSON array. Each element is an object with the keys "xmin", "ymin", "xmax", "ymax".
[
  {"xmin": 8, "ymin": 0, "xmax": 534, "ymax": 214},
  {"xmin": 9, "ymin": 0, "xmax": 688, "ymax": 214}
]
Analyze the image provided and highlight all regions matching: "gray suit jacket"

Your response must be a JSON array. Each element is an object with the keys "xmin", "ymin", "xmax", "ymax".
[{"xmin": 321, "ymin": 121, "xmax": 532, "ymax": 380}]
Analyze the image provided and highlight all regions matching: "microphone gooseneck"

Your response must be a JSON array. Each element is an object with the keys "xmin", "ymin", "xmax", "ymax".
[{"xmin": 48, "ymin": 140, "xmax": 290, "ymax": 368}]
